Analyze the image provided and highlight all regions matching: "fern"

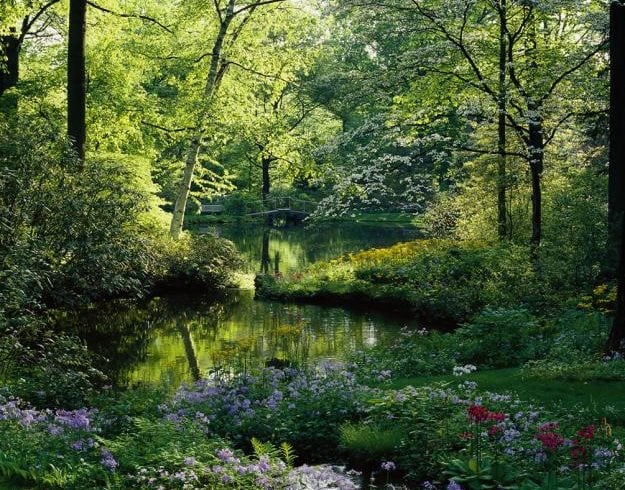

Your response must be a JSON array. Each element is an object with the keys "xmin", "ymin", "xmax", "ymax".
[
  {"xmin": 251, "ymin": 437, "xmax": 279, "ymax": 459},
  {"xmin": 280, "ymin": 442, "xmax": 296, "ymax": 468}
]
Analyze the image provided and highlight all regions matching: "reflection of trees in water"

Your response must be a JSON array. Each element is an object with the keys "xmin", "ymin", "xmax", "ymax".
[
  {"xmin": 217, "ymin": 223, "xmax": 420, "ymax": 273},
  {"xmin": 64, "ymin": 291, "xmax": 417, "ymax": 387}
]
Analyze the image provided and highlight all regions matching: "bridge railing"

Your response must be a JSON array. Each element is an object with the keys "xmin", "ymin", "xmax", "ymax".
[
  {"xmin": 245, "ymin": 197, "xmax": 318, "ymax": 215},
  {"xmin": 201, "ymin": 197, "xmax": 318, "ymax": 215}
]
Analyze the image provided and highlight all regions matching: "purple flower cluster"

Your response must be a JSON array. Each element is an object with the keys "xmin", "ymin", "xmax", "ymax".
[
  {"xmin": 129, "ymin": 448, "xmax": 299, "ymax": 489},
  {"xmin": 0, "ymin": 397, "xmax": 95, "ymax": 434},
  {"xmin": 164, "ymin": 366, "xmax": 372, "ymax": 444},
  {"xmin": 100, "ymin": 448, "xmax": 118, "ymax": 471}
]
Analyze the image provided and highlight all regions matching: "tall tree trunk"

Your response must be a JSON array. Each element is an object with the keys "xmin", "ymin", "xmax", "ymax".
[
  {"xmin": 67, "ymin": 0, "xmax": 87, "ymax": 165},
  {"xmin": 0, "ymin": 33, "xmax": 20, "ymax": 112},
  {"xmin": 608, "ymin": 0, "xmax": 625, "ymax": 353},
  {"xmin": 169, "ymin": 0, "xmax": 236, "ymax": 239},
  {"xmin": 607, "ymin": 215, "xmax": 625, "ymax": 352},
  {"xmin": 525, "ymin": 9, "xmax": 543, "ymax": 258},
  {"xmin": 261, "ymin": 155, "xmax": 271, "ymax": 203},
  {"xmin": 497, "ymin": 0, "xmax": 508, "ymax": 240},
  {"xmin": 609, "ymin": 0, "xmax": 625, "ymax": 275},
  {"xmin": 528, "ymin": 98, "xmax": 544, "ymax": 258}
]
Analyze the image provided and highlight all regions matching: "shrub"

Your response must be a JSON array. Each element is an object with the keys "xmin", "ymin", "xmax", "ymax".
[
  {"xmin": 159, "ymin": 234, "xmax": 242, "ymax": 292},
  {"xmin": 163, "ymin": 365, "xmax": 374, "ymax": 462},
  {"xmin": 339, "ymin": 422, "xmax": 404, "ymax": 469}
]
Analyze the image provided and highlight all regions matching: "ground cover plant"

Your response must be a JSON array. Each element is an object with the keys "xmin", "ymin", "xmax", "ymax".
[{"xmin": 2, "ymin": 364, "xmax": 625, "ymax": 489}]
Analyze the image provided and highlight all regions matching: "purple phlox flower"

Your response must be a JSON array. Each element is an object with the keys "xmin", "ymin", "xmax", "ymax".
[
  {"xmin": 380, "ymin": 461, "xmax": 396, "ymax": 471},
  {"xmin": 216, "ymin": 448, "xmax": 237, "ymax": 464},
  {"xmin": 183, "ymin": 456, "xmax": 196, "ymax": 466},
  {"xmin": 100, "ymin": 448, "xmax": 118, "ymax": 471},
  {"xmin": 258, "ymin": 455, "xmax": 271, "ymax": 472},
  {"xmin": 55, "ymin": 409, "xmax": 92, "ymax": 431},
  {"xmin": 47, "ymin": 424, "xmax": 64, "ymax": 436},
  {"xmin": 447, "ymin": 480, "xmax": 463, "ymax": 490}
]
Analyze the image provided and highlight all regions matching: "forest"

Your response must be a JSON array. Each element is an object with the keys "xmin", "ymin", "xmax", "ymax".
[{"xmin": 1, "ymin": 0, "xmax": 625, "ymax": 488}]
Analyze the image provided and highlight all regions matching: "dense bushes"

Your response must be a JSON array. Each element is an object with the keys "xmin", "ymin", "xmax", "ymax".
[
  {"xmin": 157, "ymin": 235, "xmax": 242, "ymax": 292},
  {"xmin": 257, "ymin": 239, "xmax": 542, "ymax": 323},
  {"xmin": 0, "ymin": 121, "xmax": 242, "ymax": 408},
  {"xmin": 350, "ymin": 308, "xmax": 609, "ymax": 381}
]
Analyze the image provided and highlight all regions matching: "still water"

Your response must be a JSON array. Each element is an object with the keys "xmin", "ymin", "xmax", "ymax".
[
  {"xmin": 73, "ymin": 223, "xmax": 420, "ymax": 387},
  {"xmin": 203, "ymin": 222, "xmax": 419, "ymax": 273}
]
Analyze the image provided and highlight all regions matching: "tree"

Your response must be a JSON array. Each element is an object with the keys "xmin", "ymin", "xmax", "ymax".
[
  {"xmin": 608, "ymin": 0, "xmax": 625, "ymax": 353},
  {"xmin": 609, "ymin": 0, "xmax": 625, "ymax": 271},
  {"xmin": 67, "ymin": 0, "xmax": 87, "ymax": 164},
  {"xmin": 0, "ymin": 0, "xmax": 60, "ymax": 112},
  {"xmin": 408, "ymin": 0, "xmax": 607, "ymax": 256},
  {"xmin": 169, "ymin": 0, "xmax": 287, "ymax": 239}
]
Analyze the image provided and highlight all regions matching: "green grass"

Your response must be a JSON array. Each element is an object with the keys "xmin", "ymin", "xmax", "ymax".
[{"xmin": 387, "ymin": 368, "xmax": 625, "ymax": 426}]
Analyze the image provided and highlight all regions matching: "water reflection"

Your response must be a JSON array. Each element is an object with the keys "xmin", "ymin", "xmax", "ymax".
[
  {"xmin": 66, "ymin": 291, "xmax": 417, "ymax": 388},
  {"xmin": 202, "ymin": 223, "xmax": 419, "ymax": 273}
]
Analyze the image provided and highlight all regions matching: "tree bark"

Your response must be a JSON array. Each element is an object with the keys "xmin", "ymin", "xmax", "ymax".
[
  {"xmin": 607, "ymin": 214, "xmax": 625, "ymax": 352},
  {"xmin": 497, "ymin": 0, "xmax": 508, "ymax": 240},
  {"xmin": 67, "ymin": 0, "xmax": 87, "ymax": 165},
  {"xmin": 261, "ymin": 155, "xmax": 272, "ymax": 203},
  {"xmin": 0, "ymin": 33, "xmax": 20, "ymax": 112},
  {"xmin": 169, "ymin": 0, "xmax": 236, "ymax": 239},
  {"xmin": 609, "ymin": 0, "xmax": 625, "ymax": 274},
  {"xmin": 525, "ymin": 10, "xmax": 543, "ymax": 259},
  {"xmin": 608, "ymin": 0, "xmax": 625, "ymax": 353},
  {"xmin": 528, "ymin": 98, "xmax": 544, "ymax": 259}
]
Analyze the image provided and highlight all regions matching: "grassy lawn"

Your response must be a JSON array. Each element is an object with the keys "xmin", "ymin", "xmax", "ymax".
[{"xmin": 387, "ymin": 368, "xmax": 625, "ymax": 426}]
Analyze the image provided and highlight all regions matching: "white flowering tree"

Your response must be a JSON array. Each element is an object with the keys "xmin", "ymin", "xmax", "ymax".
[{"xmin": 332, "ymin": 0, "xmax": 608, "ymax": 256}]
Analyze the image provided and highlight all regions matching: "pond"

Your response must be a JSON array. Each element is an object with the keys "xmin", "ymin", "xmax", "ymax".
[
  {"xmin": 69, "ymin": 222, "xmax": 421, "ymax": 388},
  {"xmin": 67, "ymin": 291, "xmax": 418, "ymax": 388},
  {"xmin": 200, "ymin": 222, "xmax": 420, "ymax": 273}
]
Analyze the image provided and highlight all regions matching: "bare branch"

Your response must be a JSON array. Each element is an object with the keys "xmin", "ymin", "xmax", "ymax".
[
  {"xmin": 86, "ymin": 1, "xmax": 173, "ymax": 34},
  {"xmin": 457, "ymin": 145, "xmax": 528, "ymax": 160},
  {"xmin": 19, "ymin": 0, "xmax": 61, "ymax": 44},
  {"xmin": 539, "ymin": 38, "xmax": 608, "ymax": 104},
  {"xmin": 141, "ymin": 121, "xmax": 196, "ymax": 133},
  {"xmin": 234, "ymin": 0, "xmax": 286, "ymax": 15}
]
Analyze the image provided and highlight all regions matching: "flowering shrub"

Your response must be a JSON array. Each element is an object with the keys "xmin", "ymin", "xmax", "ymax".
[
  {"xmin": 0, "ymin": 395, "xmax": 116, "ymax": 487},
  {"xmin": 0, "ymin": 390, "xmax": 361, "ymax": 489},
  {"xmin": 348, "ymin": 381, "xmax": 625, "ymax": 487},
  {"xmin": 163, "ymin": 365, "xmax": 375, "ymax": 461}
]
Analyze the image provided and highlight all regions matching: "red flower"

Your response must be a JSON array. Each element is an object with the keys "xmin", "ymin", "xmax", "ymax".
[
  {"xmin": 488, "ymin": 425, "xmax": 500, "ymax": 436},
  {"xmin": 538, "ymin": 422, "xmax": 559, "ymax": 432},
  {"xmin": 536, "ymin": 431, "xmax": 565, "ymax": 451},
  {"xmin": 576, "ymin": 425, "xmax": 595, "ymax": 440},
  {"xmin": 467, "ymin": 405, "xmax": 490, "ymax": 423},
  {"xmin": 571, "ymin": 445, "xmax": 588, "ymax": 463},
  {"xmin": 488, "ymin": 411, "xmax": 506, "ymax": 422}
]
